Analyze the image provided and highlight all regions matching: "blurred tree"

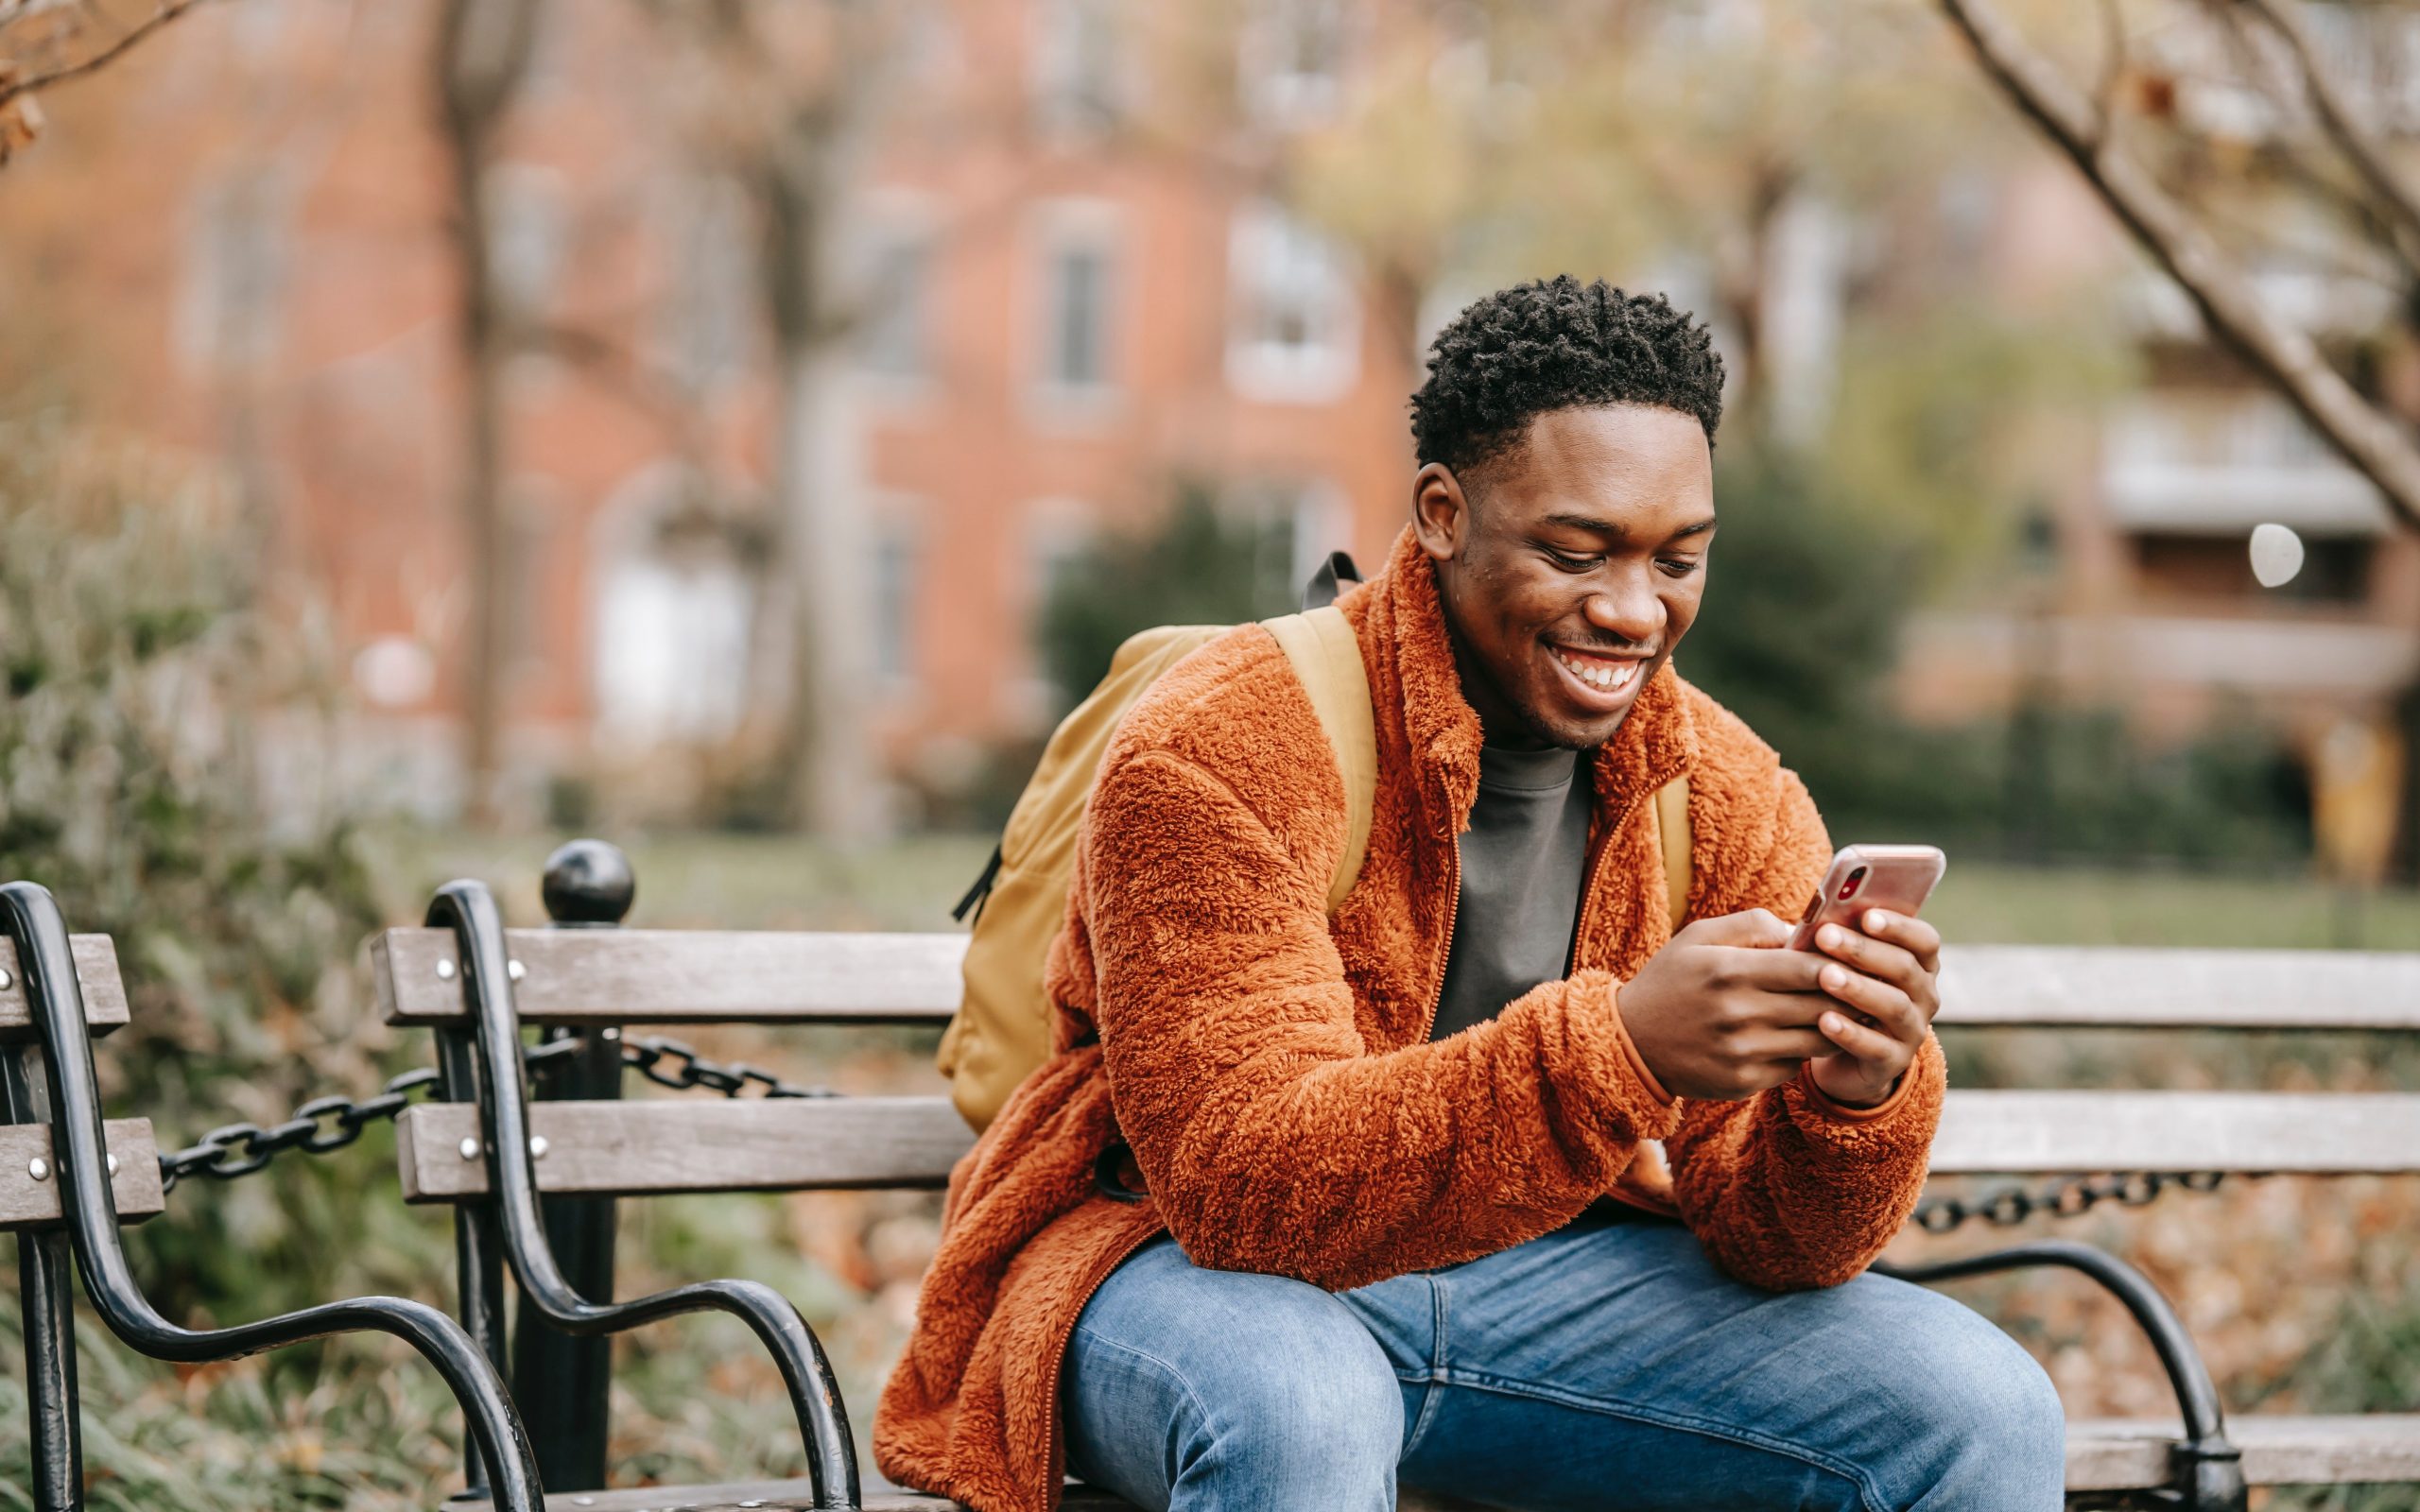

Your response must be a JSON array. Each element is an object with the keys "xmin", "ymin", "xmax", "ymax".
[
  {"xmin": 634, "ymin": 0, "xmax": 924, "ymax": 842},
  {"xmin": 0, "ymin": 0, "xmax": 213, "ymax": 169},
  {"xmin": 434, "ymin": 0, "xmax": 544, "ymax": 827},
  {"xmin": 1941, "ymin": 0, "xmax": 2420, "ymax": 532},
  {"xmin": 1273, "ymin": 0, "xmax": 1996, "ymax": 442},
  {"xmin": 1939, "ymin": 0, "xmax": 2420, "ymax": 880}
]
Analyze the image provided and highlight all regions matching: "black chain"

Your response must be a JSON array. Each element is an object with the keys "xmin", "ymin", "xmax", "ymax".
[
  {"xmin": 157, "ymin": 1066, "xmax": 442, "ymax": 1191},
  {"xmin": 615, "ymin": 1033, "xmax": 837, "ymax": 1100},
  {"xmin": 156, "ymin": 1034, "xmax": 832, "ymax": 1191},
  {"xmin": 1908, "ymin": 1171, "xmax": 2228, "ymax": 1234},
  {"xmin": 164, "ymin": 1040, "xmax": 2211, "ymax": 1230}
]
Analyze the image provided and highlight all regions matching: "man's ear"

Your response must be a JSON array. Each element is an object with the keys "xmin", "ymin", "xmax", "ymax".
[{"xmin": 1412, "ymin": 462, "xmax": 1471, "ymax": 562}]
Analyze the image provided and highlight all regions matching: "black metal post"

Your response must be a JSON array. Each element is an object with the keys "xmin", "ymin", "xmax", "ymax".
[
  {"xmin": 5, "ymin": 1043, "xmax": 80, "ymax": 1512},
  {"xmin": 509, "ymin": 840, "xmax": 632, "ymax": 1491},
  {"xmin": 437, "ymin": 1022, "xmax": 510, "ymax": 1499}
]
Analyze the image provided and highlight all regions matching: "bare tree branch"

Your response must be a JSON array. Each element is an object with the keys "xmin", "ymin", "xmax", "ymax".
[
  {"xmin": 2234, "ymin": 0, "xmax": 2420, "ymax": 257},
  {"xmin": 0, "ymin": 0, "xmax": 213, "ymax": 110},
  {"xmin": 1942, "ymin": 0, "xmax": 2420, "ymax": 533}
]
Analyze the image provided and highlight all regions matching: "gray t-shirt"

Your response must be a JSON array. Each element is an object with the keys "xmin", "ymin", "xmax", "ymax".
[{"xmin": 1428, "ymin": 743, "xmax": 1595, "ymax": 1041}]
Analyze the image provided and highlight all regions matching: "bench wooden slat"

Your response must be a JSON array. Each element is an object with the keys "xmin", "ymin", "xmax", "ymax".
[
  {"xmin": 1932, "ymin": 1091, "xmax": 2420, "ymax": 1174},
  {"xmin": 372, "ymin": 929, "xmax": 966, "ymax": 1026},
  {"xmin": 1939, "ymin": 945, "xmax": 2420, "ymax": 1030},
  {"xmin": 451, "ymin": 1483, "xmax": 1141, "ymax": 1510},
  {"xmin": 0, "ymin": 935, "xmax": 131, "ymax": 1043},
  {"xmin": 395, "ymin": 1097, "xmax": 976, "ymax": 1201},
  {"xmin": 395, "ymin": 1089, "xmax": 2420, "ymax": 1202},
  {"xmin": 2065, "ymin": 1414, "xmax": 2420, "ymax": 1489},
  {"xmin": 439, "ymin": 1415, "xmax": 2420, "ymax": 1506},
  {"xmin": 372, "ymin": 931, "xmax": 2420, "ymax": 1032},
  {"xmin": 0, "ymin": 1119, "xmax": 164, "ymax": 1229}
]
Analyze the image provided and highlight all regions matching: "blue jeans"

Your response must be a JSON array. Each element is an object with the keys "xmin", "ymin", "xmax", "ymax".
[{"xmin": 1062, "ymin": 1215, "xmax": 2066, "ymax": 1511}]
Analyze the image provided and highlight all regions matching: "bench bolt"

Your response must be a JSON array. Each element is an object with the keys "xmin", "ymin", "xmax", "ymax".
[
  {"xmin": 509, "ymin": 959, "xmax": 526, "ymax": 982},
  {"xmin": 528, "ymin": 1135, "xmax": 548, "ymax": 1160},
  {"xmin": 27, "ymin": 1156, "xmax": 47, "ymax": 1181},
  {"xmin": 0, "ymin": 966, "xmax": 12, "ymax": 990},
  {"xmin": 459, "ymin": 1137, "xmax": 481, "ymax": 1161},
  {"xmin": 106, "ymin": 1153, "xmax": 117, "ymax": 1177},
  {"xmin": 436, "ymin": 958, "xmax": 457, "ymax": 981}
]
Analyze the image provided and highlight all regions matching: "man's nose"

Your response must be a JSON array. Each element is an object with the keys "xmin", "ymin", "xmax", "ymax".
[{"xmin": 1582, "ymin": 574, "xmax": 1665, "ymax": 645}]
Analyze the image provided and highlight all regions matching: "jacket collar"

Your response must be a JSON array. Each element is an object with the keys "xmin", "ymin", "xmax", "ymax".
[{"xmin": 1357, "ymin": 525, "xmax": 1698, "ymax": 833}]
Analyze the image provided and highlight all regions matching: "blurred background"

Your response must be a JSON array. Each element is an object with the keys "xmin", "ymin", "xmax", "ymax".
[{"xmin": 1, "ymin": 0, "xmax": 2416, "ymax": 1507}]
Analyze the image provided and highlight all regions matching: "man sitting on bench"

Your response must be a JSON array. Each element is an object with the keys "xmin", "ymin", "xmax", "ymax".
[{"xmin": 876, "ymin": 277, "xmax": 2066, "ymax": 1512}]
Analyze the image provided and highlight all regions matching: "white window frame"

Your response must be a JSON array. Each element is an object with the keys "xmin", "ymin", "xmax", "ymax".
[
  {"xmin": 1225, "ymin": 200, "xmax": 1361, "ymax": 405},
  {"xmin": 1028, "ymin": 199, "xmax": 1124, "ymax": 421}
]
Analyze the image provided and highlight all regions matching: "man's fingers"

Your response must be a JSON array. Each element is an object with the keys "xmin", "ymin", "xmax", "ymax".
[
  {"xmin": 1810, "ymin": 923, "xmax": 1923, "ymax": 996},
  {"xmin": 1859, "ymin": 909, "xmax": 1941, "ymax": 974},
  {"xmin": 1813, "ymin": 961, "xmax": 1927, "ymax": 1045},
  {"xmin": 1685, "ymin": 907, "xmax": 1793, "ymax": 950},
  {"xmin": 1816, "ymin": 1008, "xmax": 1908, "ymax": 1070},
  {"xmin": 1738, "ymin": 1027, "xmax": 1835, "ymax": 1063}
]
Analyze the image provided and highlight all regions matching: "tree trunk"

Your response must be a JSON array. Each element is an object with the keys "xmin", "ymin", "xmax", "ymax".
[
  {"xmin": 770, "ymin": 339, "xmax": 878, "ymax": 839},
  {"xmin": 434, "ymin": 0, "xmax": 541, "ymax": 826},
  {"xmin": 741, "ymin": 114, "xmax": 881, "ymax": 840}
]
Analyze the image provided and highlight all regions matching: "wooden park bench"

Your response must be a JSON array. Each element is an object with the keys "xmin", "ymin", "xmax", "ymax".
[
  {"xmin": 10, "ymin": 841, "xmax": 2418, "ymax": 1512},
  {"xmin": 356, "ymin": 840, "xmax": 2420, "ymax": 1512}
]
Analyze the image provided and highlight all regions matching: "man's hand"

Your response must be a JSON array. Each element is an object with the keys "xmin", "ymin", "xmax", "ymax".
[
  {"xmin": 1617, "ymin": 906, "xmax": 1945, "ymax": 1106},
  {"xmin": 1802, "ymin": 908, "xmax": 1943, "ymax": 1107},
  {"xmin": 1618, "ymin": 909, "xmax": 1836, "ymax": 1100}
]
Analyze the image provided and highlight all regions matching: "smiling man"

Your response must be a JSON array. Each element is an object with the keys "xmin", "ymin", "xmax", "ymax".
[{"xmin": 876, "ymin": 278, "xmax": 2066, "ymax": 1512}]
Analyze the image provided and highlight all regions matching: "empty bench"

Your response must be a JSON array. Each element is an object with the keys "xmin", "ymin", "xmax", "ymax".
[{"xmin": 357, "ymin": 840, "xmax": 2420, "ymax": 1512}]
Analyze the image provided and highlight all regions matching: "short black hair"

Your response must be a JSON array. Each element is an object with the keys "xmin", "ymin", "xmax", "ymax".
[{"xmin": 1409, "ymin": 276, "xmax": 1725, "ymax": 483}]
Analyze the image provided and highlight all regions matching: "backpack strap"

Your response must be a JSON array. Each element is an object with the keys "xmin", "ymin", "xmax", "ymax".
[
  {"xmin": 1651, "ymin": 775, "xmax": 1691, "ymax": 927},
  {"xmin": 1264, "ymin": 606, "xmax": 1376, "ymax": 915}
]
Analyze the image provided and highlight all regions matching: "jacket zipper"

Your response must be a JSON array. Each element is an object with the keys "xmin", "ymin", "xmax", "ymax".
[
  {"xmin": 1041, "ymin": 1214, "xmax": 1162, "ymax": 1508},
  {"xmin": 1416, "ymin": 837, "xmax": 1462, "ymax": 1043}
]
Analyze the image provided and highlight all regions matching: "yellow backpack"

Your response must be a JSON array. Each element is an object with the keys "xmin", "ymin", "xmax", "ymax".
[{"xmin": 937, "ymin": 561, "xmax": 1692, "ymax": 1134}]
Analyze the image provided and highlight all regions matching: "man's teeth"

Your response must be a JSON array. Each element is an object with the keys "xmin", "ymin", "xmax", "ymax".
[{"xmin": 1554, "ymin": 648, "xmax": 1641, "ymax": 694}]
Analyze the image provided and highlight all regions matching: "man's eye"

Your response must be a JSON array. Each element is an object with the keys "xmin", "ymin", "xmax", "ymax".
[
  {"xmin": 1657, "ymin": 558, "xmax": 1703, "ymax": 577},
  {"xmin": 1545, "ymin": 549, "xmax": 1600, "ymax": 573}
]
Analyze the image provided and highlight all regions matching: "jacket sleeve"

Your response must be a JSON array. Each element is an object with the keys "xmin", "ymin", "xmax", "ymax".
[
  {"xmin": 1085, "ymin": 747, "xmax": 1679, "ymax": 1292},
  {"xmin": 1663, "ymin": 768, "xmax": 1945, "ymax": 1290}
]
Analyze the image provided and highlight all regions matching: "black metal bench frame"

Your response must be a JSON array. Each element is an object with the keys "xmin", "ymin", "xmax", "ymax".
[{"xmin": 0, "ymin": 881, "xmax": 544, "ymax": 1512}]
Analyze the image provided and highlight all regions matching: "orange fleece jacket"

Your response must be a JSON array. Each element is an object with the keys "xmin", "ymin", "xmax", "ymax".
[{"xmin": 873, "ymin": 528, "xmax": 1945, "ymax": 1512}]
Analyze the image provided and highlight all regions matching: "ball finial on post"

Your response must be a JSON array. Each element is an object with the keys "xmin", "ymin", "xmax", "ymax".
[{"xmin": 541, "ymin": 839, "xmax": 635, "ymax": 926}]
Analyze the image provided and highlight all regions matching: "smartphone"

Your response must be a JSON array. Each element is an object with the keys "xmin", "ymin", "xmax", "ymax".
[{"xmin": 1787, "ymin": 844, "xmax": 1946, "ymax": 953}]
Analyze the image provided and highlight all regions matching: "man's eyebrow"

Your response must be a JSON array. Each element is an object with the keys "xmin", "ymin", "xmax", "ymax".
[{"xmin": 1540, "ymin": 511, "xmax": 1718, "ymax": 542}]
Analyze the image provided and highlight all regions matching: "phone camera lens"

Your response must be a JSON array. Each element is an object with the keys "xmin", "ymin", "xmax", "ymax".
[{"xmin": 1839, "ymin": 867, "xmax": 1868, "ymax": 901}]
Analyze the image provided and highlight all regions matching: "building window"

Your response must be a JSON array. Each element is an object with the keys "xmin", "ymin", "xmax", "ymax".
[
  {"xmin": 1226, "ymin": 202, "xmax": 1359, "ymax": 404},
  {"xmin": 2132, "ymin": 531, "xmax": 2376, "ymax": 608},
  {"xmin": 1035, "ymin": 214, "xmax": 1118, "ymax": 398},
  {"xmin": 873, "ymin": 522, "xmax": 920, "ymax": 686},
  {"xmin": 1034, "ymin": 0, "xmax": 1124, "ymax": 136},
  {"xmin": 592, "ymin": 467, "xmax": 754, "ymax": 747},
  {"xmin": 859, "ymin": 230, "xmax": 935, "ymax": 382},
  {"xmin": 1240, "ymin": 0, "xmax": 1349, "ymax": 129}
]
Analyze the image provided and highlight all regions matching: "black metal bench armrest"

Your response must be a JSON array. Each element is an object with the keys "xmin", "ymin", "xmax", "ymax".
[
  {"xmin": 1877, "ymin": 1239, "xmax": 2247, "ymax": 1512},
  {"xmin": 0, "ymin": 882, "xmax": 544, "ymax": 1512},
  {"xmin": 428, "ymin": 880, "xmax": 860, "ymax": 1512}
]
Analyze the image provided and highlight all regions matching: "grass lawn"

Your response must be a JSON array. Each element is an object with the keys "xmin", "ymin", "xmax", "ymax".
[{"xmin": 372, "ymin": 826, "xmax": 2420, "ymax": 951}]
